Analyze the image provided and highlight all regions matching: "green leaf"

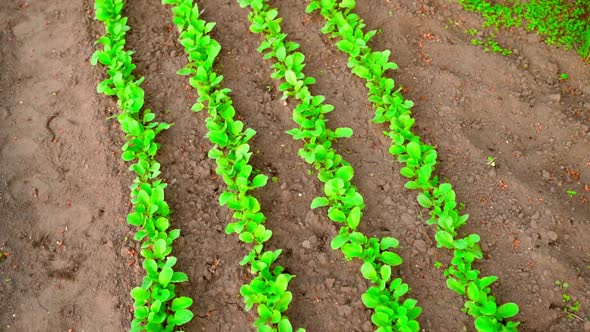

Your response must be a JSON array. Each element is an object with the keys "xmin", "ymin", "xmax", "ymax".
[
  {"xmin": 474, "ymin": 316, "xmax": 496, "ymax": 332},
  {"xmin": 176, "ymin": 67, "xmax": 193, "ymax": 76},
  {"xmin": 341, "ymin": 243, "xmax": 363, "ymax": 258},
  {"xmin": 310, "ymin": 197, "xmax": 329, "ymax": 209},
  {"xmin": 171, "ymin": 271, "xmax": 189, "ymax": 283},
  {"xmin": 258, "ymin": 304, "xmax": 272, "ymax": 320},
  {"xmin": 380, "ymin": 265, "xmax": 392, "ymax": 282},
  {"xmin": 130, "ymin": 287, "xmax": 149, "ymax": 303},
  {"xmin": 446, "ymin": 278, "xmax": 465, "ymax": 295},
  {"xmin": 362, "ymin": 291, "xmax": 379, "ymax": 308},
  {"xmin": 400, "ymin": 167, "xmax": 414, "ymax": 178},
  {"xmin": 407, "ymin": 141, "xmax": 422, "ymax": 160},
  {"xmin": 328, "ymin": 208, "xmax": 346, "ymax": 222},
  {"xmin": 285, "ymin": 70, "xmax": 297, "ymax": 85},
  {"xmin": 144, "ymin": 259, "xmax": 158, "ymax": 277},
  {"xmin": 347, "ymin": 206, "xmax": 362, "ymax": 229},
  {"xmin": 393, "ymin": 282, "xmax": 409, "ymax": 298},
  {"xmin": 334, "ymin": 127, "xmax": 353, "ymax": 138},
  {"xmin": 159, "ymin": 267, "xmax": 173, "ymax": 286},
  {"xmin": 337, "ymin": 40, "xmax": 355, "ymax": 54},
  {"xmin": 134, "ymin": 306, "xmax": 149, "ymax": 320},
  {"xmin": 219, "ymin": 191, "xmax": 233, "ymax": 206},
  {"xmin": 275, "ymin": 291, "xmax": 293, "ymax": 312},
  {"xmin": 480, "ymin": 301, "xmax": 497, "ymax": 315},
  {"xmin": 417, "ymin": 193, "xmax": 432, "ymax": 208},
  {"xmin": 352, "ymin": 65, "xmax": 371, "ymax": 80},
  {"xmin": 251, "ymin": 174, "xmax": 268, "ymax": 188},
  {"xmin": 372, "ymin": 312, "xmax": 390, "ymax": 327},
  {"xmin": 361, "ymin": 261, "xmax": 377, "ymax": 280},
  {"xmin": 305, "ymin": 2, "xmax": 321, "ymax": 13},
  {"xmin": 435, "ymin": 231, "xmax": 454, "ymax": 249},
  {"xmin": 497, "ymin": 302, "xmax": 519, "ymax": 319},
  {"xmin": 380, "ymin": 237, "xmax": 399, "ymax": 250},
  {"xmin": 171, "ymin": 297, "xmax": 193, "ymax": 311},
  {"xmin": 278, "ymin": 318, "xmax": 293, "ymax": 332},
  {"xmin": 239, "ymin": 232, "xmax": 255, "ymax": 243},
  {"xmin": 122, "ymin": 150, "xmax": 136, "ymax": 161},
  {"xmin": 380, "ymin": 252, "xmax": 403, "ymax": 266},
  {"xmin": 173, "ymin": 309, "xmax": 194, "ymax": 326},
  {"xmin": 330, "ymin": 234, "xmax": 348, "ymax": 249},
  {"xmin": 127, "ymin": 212, "xmax": 143, "ymax": 226},
  {"xmin": 155, "ymin": 217, "xmax": 169, "ymax": 231},
  {"xmin": 339, "ymin": 0, "xmax": 356, "ymax": 9},
  {"xmin": 467, "ymin": 282, "xmax": 480, "ymax": 301},
  {"xmin": 336, "ymin": 165, "xmax": 354, "ymax": 182},
  {"xmin": 154, "ymin": 239, "xmax": 167, "ymax": 257},
  {"xmin": 453, "ymin": 238, "xmax": 467, "ymax": 249}
]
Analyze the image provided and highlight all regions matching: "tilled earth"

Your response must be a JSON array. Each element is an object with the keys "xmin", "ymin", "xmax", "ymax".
[{"xmin": 1, "ymin": 1, "xmax": 589, "ymax": 331}]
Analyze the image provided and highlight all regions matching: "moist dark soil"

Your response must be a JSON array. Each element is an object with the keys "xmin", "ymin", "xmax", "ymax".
[{"xmin": 1, "ymin": 1, "xmax": 589, "ymax": 331}]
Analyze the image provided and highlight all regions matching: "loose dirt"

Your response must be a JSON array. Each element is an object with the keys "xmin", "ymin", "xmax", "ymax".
[{"xmin": 1, "ymin": 1, "xmax": 589, "ymax": 331}]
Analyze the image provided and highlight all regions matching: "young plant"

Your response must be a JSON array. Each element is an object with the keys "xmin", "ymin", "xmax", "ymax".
[
  {"xmin": 91, "ymin": 0, "xmax": 194, "ymax": 330},
  {"xmin": 162, "ymin": 1, "xmax": 302, "ymax": 331},
  {"xmin": 307, "ymin": 1, "xmax": 520, "ymax": 331},
  {"xmin": 486, "ymin": 157, "xmax": 496, "ymax": 167},
  {"xmin": 556, "ymin": 280, "xmax": 583, "ymax": 320},
  {"xmin": 237, "ymin": 0, "xmax": 422, "ymax": 331},
  {"xmin": 471, "ymin": 36, "xmax": 513, "ymax": 55},
  {"xmin": 567, "ymin": 190, "xmax": 577, "ymax": 197},
  {"xmin": 458, "ymin": 0, "xmax": 590, "ymax": 62}
]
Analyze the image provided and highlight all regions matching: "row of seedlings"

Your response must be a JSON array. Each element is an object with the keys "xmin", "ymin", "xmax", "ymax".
[
  {"xmin": 91, "ymin": 0, "xmax": 194, "ymax": 330},
  {"xmin": 162, "ymin": 0, "xmax": 303, "ymax": 331},
  {"xmin": 237, "ymin": 1, "xmax": 422, "ymax": 331},
  {"xmin": 306, "ymin": 1, "xmax": 520, "ymax": 331}
]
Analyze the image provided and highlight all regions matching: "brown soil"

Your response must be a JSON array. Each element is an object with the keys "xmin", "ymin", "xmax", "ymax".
[{"xmin": 1, "ymin": 1, "xmax": 589, "ymax": 332}]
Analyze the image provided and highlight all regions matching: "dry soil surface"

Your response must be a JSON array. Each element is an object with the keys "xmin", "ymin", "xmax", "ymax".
[{"xmin": 1, "ymin": 1, "xmax": 589, "ymax": 332}]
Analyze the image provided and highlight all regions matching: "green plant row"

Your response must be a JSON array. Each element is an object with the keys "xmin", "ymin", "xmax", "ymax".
[
  {"xmin": 237, "ymin": 1, "xmax": 421, "ymax": 331},
  {"xmin": 91, "ymin": 0, "xmax": 194, "ymax": 331},
  {"xmin": 162, "ymin": 1, "xmax": 303, "ymax": 331},
  {"xmin": 458, "ymin": 0, "xmax": 590, "ymax": 61},
  {"xmin": 307, "ymin": 1, "xmax": 520, "ymax": 331}
]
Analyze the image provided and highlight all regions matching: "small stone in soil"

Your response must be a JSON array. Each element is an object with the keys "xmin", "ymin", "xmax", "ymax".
[
  {"xmin": 545, "ymin": 231, "xmax": 558, "ymax": 243},
  {"xmin": 548, "ymin": 94, "xmax": 561, "ymax": 103},
  {"xmin": 325, "ymin": 278, "xmax": 335, "ymax": 288},
  {"xmin": 302, "ymin": 240, "xmax": 311, "ymax": 249},
  {"xmin": 413, "ymin": 239, "xmax": 427, "ymax": 253}
]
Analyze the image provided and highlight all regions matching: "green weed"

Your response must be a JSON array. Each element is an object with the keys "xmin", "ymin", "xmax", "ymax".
[
  {"xmin": 486, "ymin": 156, "xmax": 496, "ymax": 167},
  {"xmin": 556, "ymin": 280, "xmax": 583, "ymax": 320},
  {"xmin": 458, "ymin": 0, "xmax": 590, "ymax": 62},
  {"xmin": 471, "ymin": 36, "xmax": 513, "ymax": 55}
]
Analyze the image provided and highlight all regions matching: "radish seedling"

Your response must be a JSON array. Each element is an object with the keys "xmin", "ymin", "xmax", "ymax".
[
  {"xmin": 91, "ymin": 0, "xmax": 194, "ymax": 330},
  {"xmin": 238, "ymin": 1, "xmax": 422, "ymax": 331},
  {"xmin": 486, "ymin": 156, "xmax": 496, "ymax": 167},
  {"xmin": 307, "ymin": 1, "xmax": 521, "ymax": 330},
  {"xmin": 162, "ymin": 1, "xmax": 302, "ymax": 331}
]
